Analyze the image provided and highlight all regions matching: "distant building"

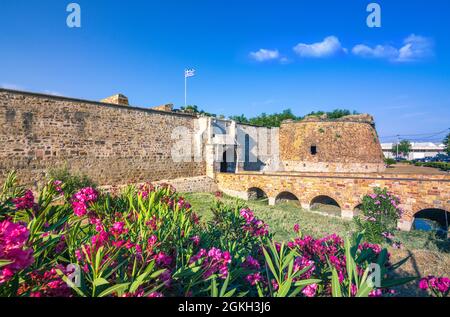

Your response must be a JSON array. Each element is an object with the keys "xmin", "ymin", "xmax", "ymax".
[{"xmin": 381, "ymin": 142, "xmax": 445, "ymax": 160}]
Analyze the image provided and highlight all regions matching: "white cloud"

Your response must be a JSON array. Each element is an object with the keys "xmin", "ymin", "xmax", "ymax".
[
  {"xmin": 397, "ymin": 34, "xmax": 433, "ymax": 62},
  {"xmin": 293, "ymin": 36, "xmax": 346, "ymax": 58},
  {"xmin": 0, "ymin": 83, "xmax": 24, "ymax": 90},
  {"xmin": 352, "ymin": 44, "xmax": 398, "ymax": 60},
  {"xmin": 352, "ymin": 34, "xmax": 433, "ymax": 63},
  {"xmin": 43, "ymin": 90, "xmax": 62, "ymax": 96},
  {"xmin": 249, "ymin": 49, "xmax": 280, "ymax": 62}
]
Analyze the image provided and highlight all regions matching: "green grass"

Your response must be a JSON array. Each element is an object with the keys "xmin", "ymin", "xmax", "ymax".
[{"xmin": 183, "ymin": 192, "xmax": 449, "ymax": 253}]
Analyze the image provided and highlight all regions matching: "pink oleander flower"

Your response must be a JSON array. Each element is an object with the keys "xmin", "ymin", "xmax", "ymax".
[
  {"xmin": 148, "ymin": 292, "xmax": 164, "ymax": 298},
  {"xmin": 91, "ymin": 230, "xmax": 109, "ymax": 248},
  {"xmin": 177, "ymin": 197, "xmax": 191, "ymax": 210},
  {"xmin": 419, "ymin": 276, "xmax": 450, "ymax": 296},
  {"xmin": 12, "ymin": 190, "xmax": 35, "ymax": 211},
  {"xmin": 0, "ymin": 220, "xmax": 34, "ymax": 284},
  {"xmin": 111, "ymin": 222, "xmax": 126, "ymax": 236},
  {"xmin": 155, "ymin": 252, "xmax": 172, "ymax": 267},
  {"xmin": 159, "ymin": 269, "xmax": 172, "ymax": 287},
  {"xmin": 148, "ymin": 235, "xmax": 158, "ymax": 247},
  {"xmin": 240, "ymin": 208, "xmax": 255, "ymax": 222},
  {"xmin": 190, "ymin": 235, "xmax": 200, "ymax": 246},
  {"xmin": 381, "ymin": 232, "xmax": 395, "ymax": 240},
  {"xmin": 190, "ymin": 247, "xmax": 231, "ymax": 279},
  {"xmin": 240, "ymin": 209, "xmax": 269, "ymax": 237},
  {"xmin": 53, "ymin": 180, "xmax": 64, "ymax": 194},
  {"xmin": 293, "ymin": 256, "xmax": 315, "ymax": 278},
  {"xmin": 369, "ymin": 289, "xmax": 383, "ymax": 297},
  {"xmin": 243, "ymin": 255, "xmax": 260, "ymax": 270},
  {"xmin": 302, "ymin": 284, "xmax": 318, "ymax": 297},
  {"xmin": 246, "ymin": 272, "xmax": 262, "ymax": 286},
  {"xmin": 138, "ymin": 183, "xmax": 155, "ymax": 199},
  {"xmin": 293, "ymin": 224, "xmax": 300, "ymax": 234},
  {"xmin": 71, "ymin": 187, "xmax": 98, "ymax": 217}
]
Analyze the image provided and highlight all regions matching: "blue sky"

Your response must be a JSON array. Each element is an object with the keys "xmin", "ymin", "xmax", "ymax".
[{"xmin": 0, "ymin": 0, "xmax": 449, "ymax": 141}]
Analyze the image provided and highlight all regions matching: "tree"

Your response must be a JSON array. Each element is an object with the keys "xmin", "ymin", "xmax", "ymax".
[
  {"xmin": 229, "ymin": 109, "xmax": 300, "ymax": 128},
  {"xmin": 305, "ymin": 109, "xmax": 359, "ymax": 119},
  {"xmin": 229, "ymin": 114, "xmax": 249, "ymax": 124},
  {"xmin": 444, "ymin": 133, "xmax": 450, "ymax": 155},
  {"xmin": 391, "ymin": 140, "xmax": 412, "ymax": 158},
  {"xmin": 180, "ymin": 105, "xmax": 217, "ymax": 118}
]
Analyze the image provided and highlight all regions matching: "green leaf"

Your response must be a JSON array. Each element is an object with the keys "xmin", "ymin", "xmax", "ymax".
[
  {"xmin": 356, "ymin": 282, "xmax": 373, "ymax": 297},
  {"xmin": 0, "ymin": 260, "xmax": 12, "ymax": 268},
  {"xmin": 55, "ymin": 269, "xmax": 86, "ymax": 297},
  {"xmin": 93, "ymin": 277, "xmax": 109, "ymax": 287},
  {"xmin": 293, "ymin": 279, "xmax": 322, "ymax": 288},
  {"xmin": 219, "ymin": 275, "xmax": 230, "ymax": 297},
  {"xmin": 211, "ymin": 277, "xmax": 218, "ymax": 297},
  {"xmin": 380, "ymin": 276, "xmax": 417, "ymax": 288},
  {"xmin": 262, "ymin": 247, "xmax": 277, "ymax": 283},
  {"xmin": 98, "ymin": 283, "xmax": 130, "ymax": 297},
  {"xmin": 223, "ymin": 288, "xmax": 237, "ymax": 297},
  {"xmin": 331, "ymin": 268, "xmax": 342, "ymax": 297}
]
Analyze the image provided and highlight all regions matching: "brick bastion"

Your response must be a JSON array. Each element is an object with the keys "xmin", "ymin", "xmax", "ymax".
[{"xmin": 216, "ymin": 171, "xmax": 450, "ymax": 231}]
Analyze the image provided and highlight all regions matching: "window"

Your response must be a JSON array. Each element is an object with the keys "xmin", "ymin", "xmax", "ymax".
[{"xmin": 311, "ymin": 146, "xmax": 317, "ymax": 155}]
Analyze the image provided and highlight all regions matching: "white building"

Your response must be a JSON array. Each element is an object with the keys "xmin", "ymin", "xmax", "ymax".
[{"xmin": 381, "ymin": 142, "xmax": 445, "ymax": 160}]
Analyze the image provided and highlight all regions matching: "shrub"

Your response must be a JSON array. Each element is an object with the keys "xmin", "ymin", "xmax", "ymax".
[
  {"xmin": 353, "ymin": 188, "xmax": 402, "ymax": 244},
  {"xmin": 384, "ymin": 158, "xmax": 396, "ymax": 167},
  {"xmin": 48, "ymin": 166, "xmax": 97, "ymax": 199},
  {"xmin": 414, "ymin": 162, "xmax": 450, "ymax": 172}
]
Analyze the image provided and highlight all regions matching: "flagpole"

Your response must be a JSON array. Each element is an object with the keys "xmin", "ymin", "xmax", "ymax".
[{"xmin": 184, "ymin": 71, "xmax": 187, "ymax": 108}]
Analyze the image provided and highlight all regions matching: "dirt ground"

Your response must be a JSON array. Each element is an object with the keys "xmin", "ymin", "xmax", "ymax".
[
  {"xmin": 389, "ymin": 248, "xmax": 450, "ymax": 296},
  {"xmin": 384, "ymin": 163, "xmax": 448, "ymax": 175}
]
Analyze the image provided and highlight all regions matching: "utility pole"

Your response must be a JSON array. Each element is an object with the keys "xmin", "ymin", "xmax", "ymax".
[{"xmin": 396, "ymin": 135, "xmax": 400, "ymax": 158}]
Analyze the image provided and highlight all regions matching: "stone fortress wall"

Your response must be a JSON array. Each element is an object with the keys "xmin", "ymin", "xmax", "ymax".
[
  {"xmin": 1, "ymin": 88, "xmax": 448, "ymax": 231},
  {"xmin": 279, "ymin": 115, "xmax": 386, "ymax": 173},
  {"xmin": 0, "ymin": 89, "xmax": 206, "ymax": 189}
]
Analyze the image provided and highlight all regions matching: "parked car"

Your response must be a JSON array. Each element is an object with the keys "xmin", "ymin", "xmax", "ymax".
[
  {"xmin": 433, "ymin": 154, "xmax": 450, "ymax": 162},
  {"xmin": 395, "ymin": 157, "xmax": 407, "ymax": 162}
]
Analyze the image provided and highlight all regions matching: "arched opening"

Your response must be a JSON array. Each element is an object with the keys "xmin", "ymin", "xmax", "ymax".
[
  {"xmin": 310, "ymin": 195, "xmax": 341, "ymax": 217},
  {"xmin": 248, "ymin": 187, "xmax": 268, "ymax": 203},
  {"xmin": 413, "ymin": 209, "xmax": 449, "ymax": 238},
  {"xmin": 275, "ymin": 192, "xmax": 300, "ymax": 206},
  {"xmin": 220, "ymin": 146, "xmax": 237, "ymax": 173}
]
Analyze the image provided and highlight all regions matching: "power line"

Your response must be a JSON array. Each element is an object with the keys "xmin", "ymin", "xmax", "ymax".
[{"xmin": 379, "ymin": 128, "xmax": 449, "ymax": 139}]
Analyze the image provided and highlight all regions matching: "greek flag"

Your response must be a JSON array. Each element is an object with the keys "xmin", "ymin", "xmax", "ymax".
[{"xmin": 185, "ymin": 69, "xmax": 196, "ymax": 78}]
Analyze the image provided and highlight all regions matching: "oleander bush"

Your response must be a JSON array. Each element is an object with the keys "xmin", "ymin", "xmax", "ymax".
[
  {"xmin": 353, "ymin": 188, "xmax": 403, "ymax": 245},
  {"xmin": 1, "ymin": 172, "xmax": 445, "ymax": 297}
]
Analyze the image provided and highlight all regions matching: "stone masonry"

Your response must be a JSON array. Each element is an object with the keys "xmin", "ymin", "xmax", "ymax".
[
  {"xmin": 279, "ymin": 117, "xmax": 385, "ymax": 173},
  {"xmin": 216, "ymin": 172, "xmax": 450, "ymax": 231},
  {"xmin": 0, "ymin": 88, "xmax": 448, "ymax": 228},
  {"xmin": 0, "ymin": 89, "xmax": 205, "ymax": 188}
]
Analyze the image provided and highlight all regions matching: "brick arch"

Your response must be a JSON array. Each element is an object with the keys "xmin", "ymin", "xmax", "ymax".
[
  {"xmin": 308, "ymin": 193, "xmax": 344, "ymax": 209},
  {"xmin": 353, "ymin": 203, "xmax": 364, "ymax": 211},
  {"xmin": 247, "ymin": 186, "xmax": 270, "ymax": 200},
  {"xmin": 411, "ymin": 203, "xmax": 449, "ymax": 218},
  {"xmin": 274, "ymin": 191, "xmax": 301, "ymax": 204}
]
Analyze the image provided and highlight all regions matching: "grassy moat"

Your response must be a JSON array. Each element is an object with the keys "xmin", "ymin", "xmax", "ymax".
[{"xmin": 184, "ymin": 192, "xmax": 450, "ymax": 296}]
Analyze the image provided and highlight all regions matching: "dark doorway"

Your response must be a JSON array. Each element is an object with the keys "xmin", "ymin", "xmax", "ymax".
[{"xmin": 220, "ymin": 147, "xmax": 237, "ymax": 173}]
